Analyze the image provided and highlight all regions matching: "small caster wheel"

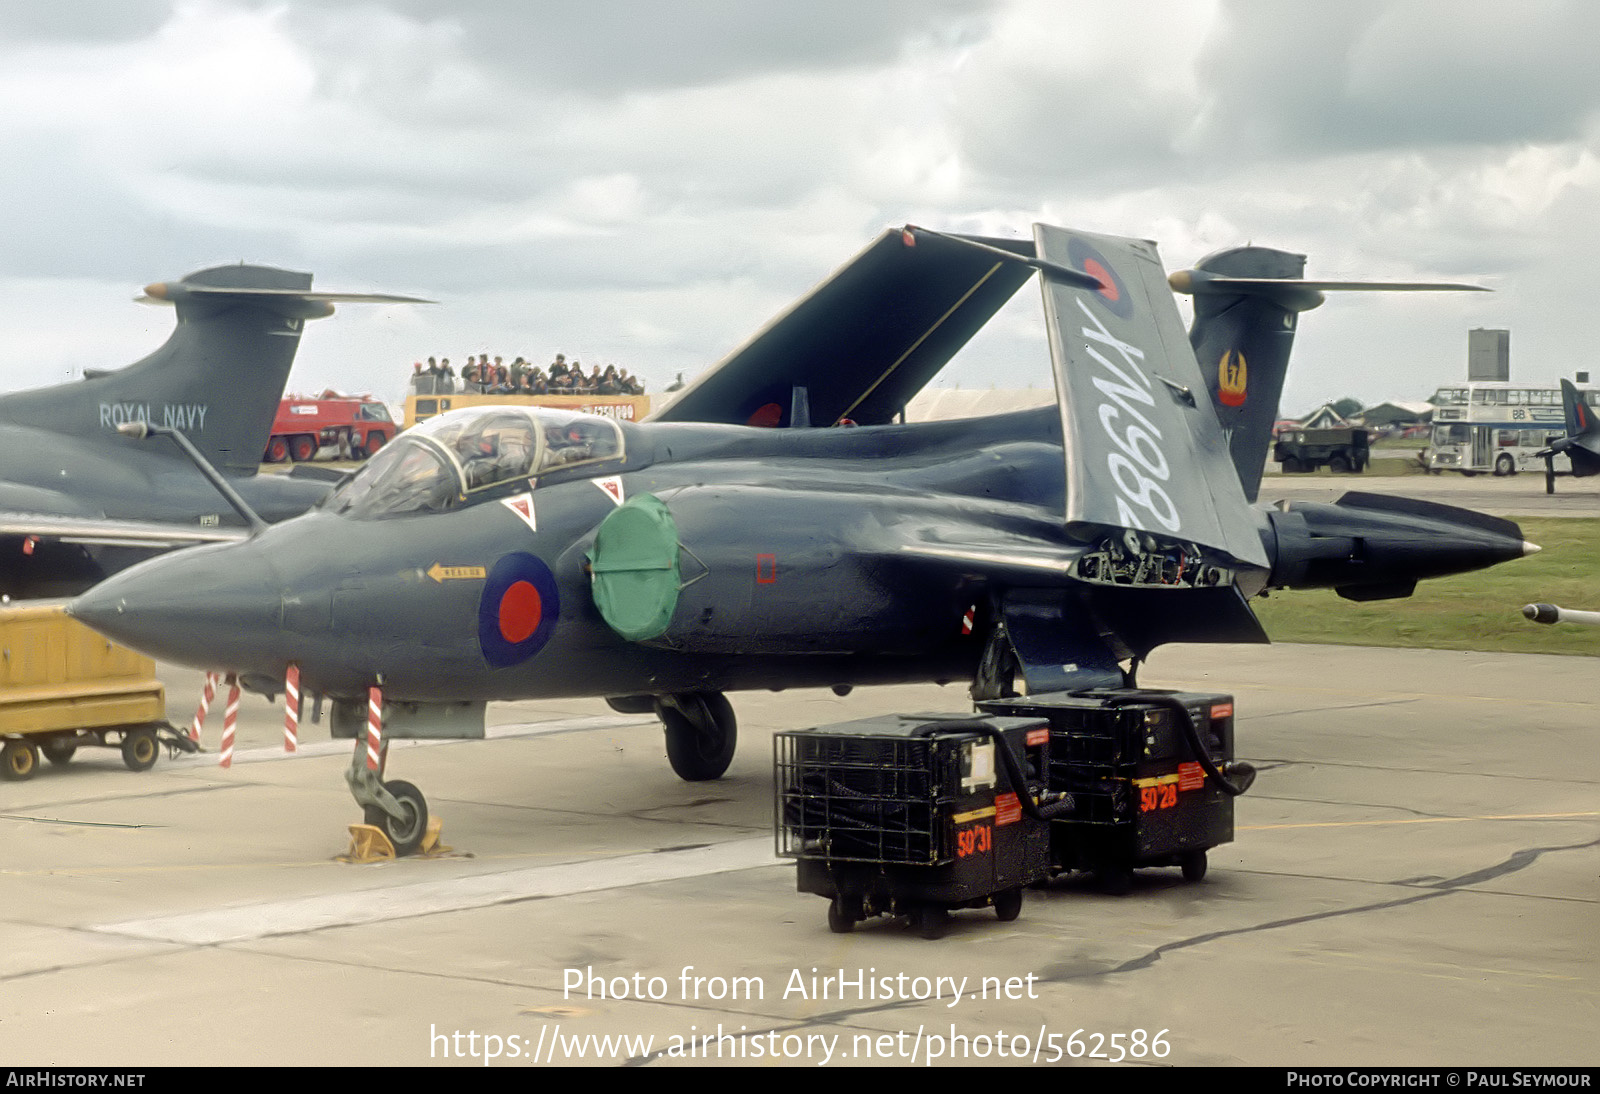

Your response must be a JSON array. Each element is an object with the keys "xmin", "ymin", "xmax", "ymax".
[
  {"xmin": 2, "ymin": 739, "xmax": 41, "ymax": 781},
  {"xmin": 42, "ymin": 739, "xmax": 77, "ymax": 766},
  {"xmin": 121, "ymin": 726, "xmax": 159, "ymax": 772},
  {"xmin": 1099, "ymin": 867, "xmax": 1133, "ymax": 896},
  {"xmin": 992, "ymin": 887, "xmax": 1023, "ymax": 922},
  {"xmin": 913, "ymin": 904, "xmax": 948, "ymax": 940},
  {"xmin": 1181, "ymin": 849, "xmax": 1208, "ymax": 882},
  {"xmin": 827, "ymin": 895, "xmax": 862, "ymax": 934}
]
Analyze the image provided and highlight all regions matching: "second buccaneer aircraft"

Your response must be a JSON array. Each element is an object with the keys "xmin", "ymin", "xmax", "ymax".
[
  {"xmin": 71, "ymin": 224, "xmax": 1536, "ymax": 853},
  {"xmin": 0, "ymin": 264, "xmax": 426, "ymax": 598}
]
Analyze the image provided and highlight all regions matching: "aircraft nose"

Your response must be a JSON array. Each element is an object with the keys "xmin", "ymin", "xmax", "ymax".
[{"xmin": 69, "ymin": 542, "xmax": 287, "ymax": 672}]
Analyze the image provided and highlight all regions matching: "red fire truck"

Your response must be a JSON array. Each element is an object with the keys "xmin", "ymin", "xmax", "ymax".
[{"xmin": 264, "ymin": 391, "xmax": 396, "ymax": 462}]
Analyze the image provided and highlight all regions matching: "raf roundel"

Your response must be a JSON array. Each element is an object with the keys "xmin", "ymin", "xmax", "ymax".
[
  {"xmin": 1065, "ymin": 236, "xmax": 1134, "ymax": 320},
  {"xmin": 478, "ymin": 552, "xmax": 560, "ymax": 668}
]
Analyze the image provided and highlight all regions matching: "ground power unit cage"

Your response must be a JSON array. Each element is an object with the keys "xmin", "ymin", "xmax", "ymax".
[
  {"xmin": 979, "ymin": 689, "xmax": 1240, "ymax": 890},
  {"xmin": 774, "ymin": 713, "xmax": 1061, "ymax": 937}
]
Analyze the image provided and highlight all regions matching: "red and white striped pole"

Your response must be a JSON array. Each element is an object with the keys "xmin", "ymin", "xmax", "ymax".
[
  {"xmin": 189, "ymin": 672, "xmax": 218, "ymax": 744},
  {"xmin": 283, "ymin": 664, "xmax": 300, "ymax": 753},
  {"xmin": 365, "ymin": 686, "xmax": 383, "ymax": 773},
  {"xmin": 219, "ymin": 675, "xmax": 241, "ymax": 769}
]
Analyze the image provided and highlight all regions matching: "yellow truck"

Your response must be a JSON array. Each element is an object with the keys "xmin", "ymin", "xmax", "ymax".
[{"xmin": 1, "ymin": 600, "xmax": 191, "ymax": 780}]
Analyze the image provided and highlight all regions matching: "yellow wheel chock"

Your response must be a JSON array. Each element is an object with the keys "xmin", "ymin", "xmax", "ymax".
[{"xmin": 338, "ymin": 816, "xmax": 448, "ymax": 863}]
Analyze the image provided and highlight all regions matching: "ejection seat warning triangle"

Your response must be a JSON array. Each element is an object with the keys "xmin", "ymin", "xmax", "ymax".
[
  {"xmin": 593, "ymin": 476, "xmax": 625, "ymax": 506},
  {"xmin": 501, "ymin": 493, "xmax": 537, "ymax": 531}
]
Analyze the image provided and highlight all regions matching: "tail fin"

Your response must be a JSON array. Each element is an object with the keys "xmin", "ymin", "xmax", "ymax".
[
  {"xmin": 1556, "ymin": 378, "xmax": 1600, "ymax": 477},
  {"xmin": 1172, "ymin": 250, "xmax": 1487, "ymax": 501},
  {"xmin": 0, "ymin": 265, "xmax": 425, "ymax": 475},
  {"xmin": 1033, "ymin": 225, "xmax": 1268, "ymax": 572}
]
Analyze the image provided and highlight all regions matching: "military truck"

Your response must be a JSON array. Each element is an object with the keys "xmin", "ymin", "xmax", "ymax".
[{"xmin": 1273, "ymin": 427, "xmax": 1369, "ymax": 473}]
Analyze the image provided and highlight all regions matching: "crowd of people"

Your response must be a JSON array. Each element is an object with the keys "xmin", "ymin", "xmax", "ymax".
[{"xmin": 409, "ymin": 354, "xmax": 646, "ymax": 397}]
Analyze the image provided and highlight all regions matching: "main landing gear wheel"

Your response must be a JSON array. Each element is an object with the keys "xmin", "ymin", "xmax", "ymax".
[
  {"xmin": 658, "ymin": 692, "xmax": 737, "ymax": 781},
  {"xmin": 363, "ymin": 779, "xmax": 429, "ymax": 857},
  {"xmin": 121, "ymin": 726, "xmax": 159, "ymax": 772},
  {"xmin": 2, "ymin": 739, "xmax": 40, "ymax": 781}
]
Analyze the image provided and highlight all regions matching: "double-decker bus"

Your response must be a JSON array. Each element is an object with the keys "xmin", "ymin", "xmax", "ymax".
[{"xmin": 1425, "ymin": 380, "xmax": 1600, "ymax": 475}]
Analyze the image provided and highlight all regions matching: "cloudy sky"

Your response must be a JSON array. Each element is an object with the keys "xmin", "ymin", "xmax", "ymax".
[{"xmin": 4, "ymin": 0, "xmax": 1599, "ymax": 417}]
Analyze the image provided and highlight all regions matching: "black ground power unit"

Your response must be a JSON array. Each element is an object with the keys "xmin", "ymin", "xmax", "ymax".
[
  {"xmin": 774, "ymin": 712, "xmax": 1066, "ymax": 937},
  {"xmin": 979, "ymin": 690, "xmax": 1249, "ymax": 892}
]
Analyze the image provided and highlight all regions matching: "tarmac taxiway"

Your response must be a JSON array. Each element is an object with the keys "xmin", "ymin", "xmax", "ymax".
[{"xmin": 2, "ymin": 641, "xmax": 1595, "ymax": 1067}]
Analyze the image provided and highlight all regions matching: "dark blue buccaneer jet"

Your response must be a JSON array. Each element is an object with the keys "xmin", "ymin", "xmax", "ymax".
[
  {"xmin": 0, "ymin": 264, "xmax": 426, "ymax": 598},
  {"xmin": 71, "ymin": 225, "xmax": 1534, "ymax": 853}
]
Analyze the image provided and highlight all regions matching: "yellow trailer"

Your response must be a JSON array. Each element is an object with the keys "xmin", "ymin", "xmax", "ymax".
[{"xmin": 1, "ymin": 600, "xmax": 191, "ymax": 780}]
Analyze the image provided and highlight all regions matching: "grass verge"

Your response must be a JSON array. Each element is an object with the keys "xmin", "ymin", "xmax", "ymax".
[{"xmin": 1251, "ymin": 517, "xmax": 1600, "ymax": 656}]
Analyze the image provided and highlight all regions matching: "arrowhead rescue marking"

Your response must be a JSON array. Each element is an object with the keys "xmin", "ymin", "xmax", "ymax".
[
  {"xmin": 501, "ymin": 492, "xmax": 537, "ymax": 531},
  {"xmin": 428, "ymin": 564, "xmax": 487, "ymax": 583},
  {"xmin": 592, "ymin": 476, "xmax": 625, "ymax": 506}
]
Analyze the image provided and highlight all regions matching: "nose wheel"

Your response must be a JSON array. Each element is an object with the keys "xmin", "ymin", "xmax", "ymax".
[{"xmin": 343, "ymin": 742, "xmax": 438, "ymax": 858}]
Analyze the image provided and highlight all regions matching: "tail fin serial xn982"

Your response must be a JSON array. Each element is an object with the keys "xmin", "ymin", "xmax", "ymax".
[
  {"xmin": 1170, "ymin": 250, "xmax": 1487, "ymax": 501},
  {"xmin": 0, "ymin": 265, "xmax": 427, "ymax": 475}
]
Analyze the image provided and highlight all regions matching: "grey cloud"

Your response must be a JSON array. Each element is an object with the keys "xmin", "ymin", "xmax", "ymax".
[
  {"xmin": 1194, "ymin": 0, "xmax": 1600, "ymax": 158},
  {"xmin": 0, "ymin": 136, "xmax": 301, "ymax": 282},
  {"xmin": 0, "ymin": 1, "xmax": 174, "ymax": 43},
  {"xmin": 292, "ymin": 0, "xmax": 998, "ymax": 96}
]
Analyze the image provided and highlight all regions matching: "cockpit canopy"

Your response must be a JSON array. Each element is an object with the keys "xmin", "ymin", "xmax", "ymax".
[{"xmin": 326, "ymin": 406, "xmax": 624, "ymax": 519}]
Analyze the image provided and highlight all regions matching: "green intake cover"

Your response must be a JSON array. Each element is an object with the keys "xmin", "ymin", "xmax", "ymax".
[{"xmin": 587, "ymin": 493, "xmax": 681, "ymax": 641}]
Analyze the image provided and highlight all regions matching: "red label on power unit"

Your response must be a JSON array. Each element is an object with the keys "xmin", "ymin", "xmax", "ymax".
[
  {"xmin": 956, "ymin": 824, "xmax": 993, "ymax": 858},
  {"xmin": 995, "ymin": 793, "xmax": 1022, "ymax": 827},
  {"xmin": 1026, "ymin": 728, "xmax": 1049, "ymax": 747},
  {"xmin": 1178, "ymin": 761, "xmax": 1205, "ymax": 792},
  {"xmin": 1210, "ymin": 703, "xmax": 1233, "ymax": 721}
]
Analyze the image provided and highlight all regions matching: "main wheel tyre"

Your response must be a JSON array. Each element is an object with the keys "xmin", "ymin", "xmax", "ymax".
[
  {"xmin": 121, "ymin": 726, "xmax": 160, "ymax": 772},
  {"xmin": 2, "ymin": 739, "xmax": 40, "ymax": 781},
  {"xmin": 1494, "ymin": 453, "xmax": 1515, "ymax": 477},
  {"xmin": 993, "ymin": 887, "xmax": 1023, "ymax": 922},
  {"xmin": 42, "ymin": 739, "xmax": 77, "ymax": 766},
  {"xmin": 266, "ymin": 437, "xmax": 290, "ymax": 463},
  {"xmin": 1180, "ymin": 849, "xmax": 1208, "ymax": 882},
  {"xmin": 291, "ymin": 435, "xmax": 317, "ymax": 462},
  {"xmin": 660, "ymin": 693, "xmax": 737, "ymax": 781},
  {"xmin": 363, "ymin": 779, "xmax": 429, "ymax": 856}
]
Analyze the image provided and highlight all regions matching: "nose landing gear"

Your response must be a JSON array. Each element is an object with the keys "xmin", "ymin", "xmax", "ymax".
[{"xmin": 338, "ymin": 694, "xmax": 445, "ymax": 861}]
